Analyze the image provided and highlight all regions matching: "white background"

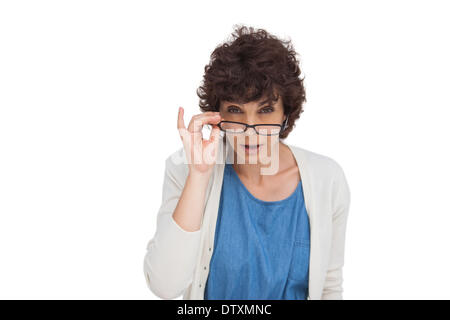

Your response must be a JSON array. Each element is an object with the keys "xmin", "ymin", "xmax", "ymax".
[{"xmin": 1, "ymin": 0, "xmax": 449, "ymax": 299}]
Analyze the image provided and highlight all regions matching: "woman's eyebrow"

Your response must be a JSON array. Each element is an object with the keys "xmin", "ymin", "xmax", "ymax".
[
  {"xmin": 226, "ymin": 98, "xmax": 273, "ymax": 107},
  {"xmin": 258, "ymin": 98, "xmax": 272, "ymax": 106}
]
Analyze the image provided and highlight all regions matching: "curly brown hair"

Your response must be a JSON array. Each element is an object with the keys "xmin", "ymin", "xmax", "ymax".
[{"xmin": 196, "ymin": 25, "xmax": 306, "ymax": 139}]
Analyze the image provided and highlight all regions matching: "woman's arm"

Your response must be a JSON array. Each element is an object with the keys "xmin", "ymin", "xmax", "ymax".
[
  {"xmin": 143, "ymin": 155, "xmax": 210, "ymax": 299},
  {"xmin": 143, "ymin": 107, "xmax": 222, "ymax": 299},
  {"xmin": 321, "ymin": 164, "xmax": 351, "ymax": 300}
]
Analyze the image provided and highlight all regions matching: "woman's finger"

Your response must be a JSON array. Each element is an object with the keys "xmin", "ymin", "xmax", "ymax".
[
  {"xmin": 188, "ymin": 113, "xmax": 222, "ymax": 133},
  {"xmin": 204, "ymin": 125, "xmax": 221, "ymax": 164},
  {"xmin": 192, "ymin": 111, "xmax": 221, "ymax": 118},
  {"xmin": 208, "ymin": 125, "xmax": 221, "ymax": 143},
  {"xmin": 177, "ymin": 107, "xmax": 186, "ymax": 130}
]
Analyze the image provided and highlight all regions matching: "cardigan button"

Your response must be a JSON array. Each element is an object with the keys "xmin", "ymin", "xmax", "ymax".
[
  {"xmin": 209, "ymin": 247, "xmax": 211, "ymax": 251},
  {"xmin": 199, "ymin": 284, "xmax": 202, "ymax": 288},
  {"xmin": 204, "ymin": 266, "xmax": 207, "ymax": 270}
]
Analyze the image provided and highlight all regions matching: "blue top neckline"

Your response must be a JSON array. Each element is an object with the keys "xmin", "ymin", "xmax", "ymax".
[{"xmin": 226, "ymin": 163, "xmax": 302, "ymax": 206}]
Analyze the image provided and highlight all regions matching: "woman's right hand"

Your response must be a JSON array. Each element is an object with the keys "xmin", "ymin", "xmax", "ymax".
[{"xmin": 177, "ymin": 107, "xmax": 222, "ymax": 178}]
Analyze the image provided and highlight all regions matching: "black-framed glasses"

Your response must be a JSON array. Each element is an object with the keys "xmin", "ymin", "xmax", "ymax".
[{"xmin": 213, "ymin": 119, "xmax": 287, "ymax": 136}]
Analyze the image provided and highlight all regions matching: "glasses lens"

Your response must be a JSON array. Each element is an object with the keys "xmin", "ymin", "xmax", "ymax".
[
  {"xmin": 255, "ymin": 125, "xmax": 281, "ymax": 135},
  {"xmin": 220, "ymin": 122, "xmax": 246, "ymax": 133}
]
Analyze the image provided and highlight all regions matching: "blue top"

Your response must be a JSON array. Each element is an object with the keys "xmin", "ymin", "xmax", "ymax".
[{"xmin": 204, "ymin": 163, "xmax": 310, "ymax": 300}]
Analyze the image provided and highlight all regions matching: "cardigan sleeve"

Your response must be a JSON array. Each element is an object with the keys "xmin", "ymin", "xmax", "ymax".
[
  {"xmin": 321, "ymin": 163, "xmax": 351, "ymax": 300},
  {"xmin": 143, "ymin": 155, "xmax": 203, "ymax": 299}
]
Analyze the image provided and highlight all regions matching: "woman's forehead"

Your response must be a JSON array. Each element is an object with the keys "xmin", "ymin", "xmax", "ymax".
[{"xmin": 221, "ymin": 95, "xmax": 281, "ymax": 108}]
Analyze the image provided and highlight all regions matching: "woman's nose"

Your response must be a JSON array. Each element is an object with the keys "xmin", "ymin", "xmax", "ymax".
[{"xmin": 244, "ymin": 125, "xmax": 258, "ymax": 136}]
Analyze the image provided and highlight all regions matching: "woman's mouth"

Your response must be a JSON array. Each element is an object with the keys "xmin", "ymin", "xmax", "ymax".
[{"xmin": 240, "ymin": 144, "xmax": 263, "ymax": 154}]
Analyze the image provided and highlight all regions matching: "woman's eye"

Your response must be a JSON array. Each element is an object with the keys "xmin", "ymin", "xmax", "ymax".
[
  {"xmin": 228, "ymin": 107, "xmax": 241, "ymax": 113},
  {"xmin": 227, "ymin": 106, "xmax": 273, "ymax": 113},
  {"xmin": 260, "ymin": 106, "xmax": 274, "ymax": 113}
]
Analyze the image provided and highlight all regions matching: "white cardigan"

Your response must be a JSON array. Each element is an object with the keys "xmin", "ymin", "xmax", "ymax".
[{"xmin": 143, "ymin": 137, "xmax": 351, "ymax": 300}]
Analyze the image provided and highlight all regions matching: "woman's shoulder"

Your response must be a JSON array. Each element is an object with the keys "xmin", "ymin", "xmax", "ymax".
[
  {"xmin": 164, "ymin": 146, "xmax": 190, "ymax": 178},
  {"xmin": 287, "ymin": 143, "xmax": 350, "ymax": 204},
  {"xmin": 286, "ymin": 143, "xmax": 347, "ymax": 179}
]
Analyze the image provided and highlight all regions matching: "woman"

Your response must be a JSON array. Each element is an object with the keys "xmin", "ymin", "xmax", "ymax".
[{"xmin": 143, "ymin": 25, "xmax": 351, "ymax": 300}]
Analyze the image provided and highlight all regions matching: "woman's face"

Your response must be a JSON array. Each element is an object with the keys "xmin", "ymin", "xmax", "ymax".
[{"xmin": 219, "ymin": 95, "xmax": 286, "ymax": 165}]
